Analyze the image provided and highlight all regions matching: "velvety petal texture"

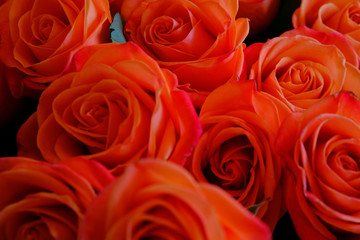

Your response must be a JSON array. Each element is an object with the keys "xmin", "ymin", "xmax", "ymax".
[
  {"xmin": 243, "ymin": 26, "xmax": 360, "ymax": 112},
  {"xmin": 78, "ymin": 159, "xmax": 272, "ymax": 240},
  {"xmin": 17, "ymin": 42, "xmax": 201, "ymax": 174},
  {"xmin": 0, "ymin": 156, "xmax": 114, "ymax": 240},
  {"xmin": 276, "ymin": 92, "xmax": 360, "ymax": 239},
  {"xmin": 0, "ymin": 0, "xmax": 112, "ymax": 97},
  {"xmin": 119, "ymin": 0, "xmax": 249, "ymax": 107},
  {"xmin": 188, "ymin": 80, "xmax": 290, "ymax": 231}
]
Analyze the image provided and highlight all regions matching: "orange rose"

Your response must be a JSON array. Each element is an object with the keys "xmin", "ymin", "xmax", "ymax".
[
  {"xmin": 0, "ymin": 156, "xmax": 114, "ymax": 240},
  {"xmin": 0, "ymin": 0, "xmax": 111, "ymax": 97},
  {"xmin": 237, "ymin": 0, "xmax": 280, "ymax": 37},
  {"xmin": 188, "ymin": 80, "xmax": 290, "ymax": 231},
  {"xmin": 293, "ymin": 0, "xmax": 360, "ymax": 60},
  {"xmin": 79, "ymin": 159, "xmax": 271, "ymax": 240},
  {"xmin": 276, "ymin": 92, "xmax": 360, "ymax": 239},
  {"xmin": 243, "ymin": 26, "xmax": 360, "ymax": 112},
  {"xmin": 118, "ymin": 0, "xmax": 249, "ymax": 106},
  {"xmin": 17, "ymin": 42, "xmax": 201, "ymax": 174}
]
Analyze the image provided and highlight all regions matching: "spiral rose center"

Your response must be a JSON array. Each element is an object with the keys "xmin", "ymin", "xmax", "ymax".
[
  {"xmin": 222, "ymin": 157, "xmax": 252, "ymax": 189},
  {"xmin": 205, "ymin": 136, "xmax": 253, "ymax": 190},
  {"xmin": 349, "ymin": 5, "xmax": 360, "ymax": 24},
  {"xmin": 309, "ymin": 118, "xmax": 360, "ymax": 190},
  {"xmin": 32, "ymin": 14, "xmax": 67, "ymax": 44},
  {"xmin": 340, "ymin": 155, "xmax": 359, "ymax": 171},
  {"xmin": 39, "ymin": 18, "xmax": 53, "ymax": 40},
  {"xmin": 82, "ymin": 103, "xmax": 109, "ymax": 127},
  {"xmin": 16, "ymin": 219, "xmax": 51, "ymax": 240},
  {"xmin": 151, "ymin": 16, "xmax": 190, "ymax": 45},
  {"xmin": 279, "ymin": 62, "xmax": 323, "ymax": 95}
]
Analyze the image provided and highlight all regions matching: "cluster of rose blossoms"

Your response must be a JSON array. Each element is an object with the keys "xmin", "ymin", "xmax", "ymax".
[{"xmin": 0, "ymin": 0, "xmax": 360, "ymax": 239}]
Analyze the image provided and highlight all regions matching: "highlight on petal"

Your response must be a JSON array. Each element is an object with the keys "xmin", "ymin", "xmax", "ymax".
[{"xmin": 78, "ymin": 159, "xmax": 272, "ymax": 240}]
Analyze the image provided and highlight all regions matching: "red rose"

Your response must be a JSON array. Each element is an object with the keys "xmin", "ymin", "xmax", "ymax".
[
  {"xmin": 243, "ymin": 26, "xmax": 360, "ymax": 112},
  {"xmin": 0, "ymin": 0, "xmax": 111, "ymax": 97},
  {"xmin": 119, "ymin": 0, "xmax": 249, "ymax": 106},
  {"xmin": 276, "ymin": 92, "xmax": 360, "ymax": 239},
  {"xmin": 189, "ymin": 80, "xmax": 290, "ymax": 230},
  {"xmin": 79, "ymin": 159, "xmax": 272, "ymax": 240},
  {"xmin": 0, "ymin": 156, "xmax": 114, "ymax": 240},
  {"xmin": 17, "ymin": 42, "xmax": 201, "ymax": 174}
]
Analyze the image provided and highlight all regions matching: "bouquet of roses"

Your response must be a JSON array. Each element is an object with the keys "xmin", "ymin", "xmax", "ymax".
[{"xmin": 1, "ymin": 0, "xmax": 360, "ymax": 239}]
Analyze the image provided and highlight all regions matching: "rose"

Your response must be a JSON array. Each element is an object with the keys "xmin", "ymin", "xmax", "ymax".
[
  {"xmin": 119, "ymin": 0, "xmax": 249, "ymax": 106},
  {"xmin": 188, "ymin": 80, "xmax": 290, "ymax": 231},
  {"xmin": 276, "ymin": 92, "xmax": 360, "ymax": 239},
  {"xmin": 293, "ymin": 0, "xmax": 360, "ymax": 60},
  {"xmin": 0, "ymin": 156, "xmax": 114, "ymax": 240},
  {"xmin": 242, "ymin": 26, "xmax": 360, "ymax": 112},
  {"xmin": 237, "ymin": 0, "xmax": 280, "ymax": 37},
  {"xmin": 0, "ymin": 0, "xmax": 111, "ymax": 97},
  {"xmin": 17, "ymin": 42, "xmax": 201, "ymax": 174},
  {"xmin": 78, "ymin": 159, "xmax": 272, "ymax": 240}
]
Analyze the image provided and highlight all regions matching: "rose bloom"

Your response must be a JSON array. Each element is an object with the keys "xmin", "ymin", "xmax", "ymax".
[
  {"xmin": 188, "ymin": 80, "xmax": 290, "ymax": 231},
  {"xmin": 79, "ymin": 159, "xmax": 272, "ymax": 240},
  {"xmin": 293, "ymin": 0, "xmax": 360, "ymax": 61},
  {"xmin": 0, "ymin": 156, "xmax": 114, "ymax": 240},
  {"xmin": 276, "ymin": 92, "xmax": 360, "ymax": 239},
  {"xmin": 17, "ymin": 42, "xmax": 201, "ymax": 174},
  {"xmin": 118, "ymin": 0, "xmax": 249, "ymax": 106},
  {"xmin": 237, "ymin": 0, "xmax": 280, "ymax": 37},
  {"xmin": 243, "ymin": 26, "xmax": 360, "ymax": 112},
  {"xmin": 0, "ymin": 0, "xmax": 111, "ymax": 97}
]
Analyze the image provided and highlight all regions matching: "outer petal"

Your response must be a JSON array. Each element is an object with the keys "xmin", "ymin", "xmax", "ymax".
[
  {"xmin": 0, "ymin": 156, "xmax": 114, "ymax": 240},
  {"xmin": 78, "ymin": 159, "xmax": 271, "ymax": 240}
]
